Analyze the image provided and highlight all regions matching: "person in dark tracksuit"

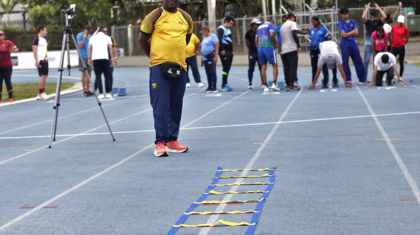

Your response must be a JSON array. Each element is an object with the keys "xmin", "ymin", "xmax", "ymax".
[
  {"xmin": 338, "ymin": 7, "xmax": 366, "ymax": 84},
  {"xmin": 245, "ymin": 18, "xmax": 262, "ymax": 89},
  {"xmin": 139, "ymin": 1, "xmax": 192, "ymax": 157},
  {"xmin": 217, "ymin": 16, "xmax": 234, "ymax": 91}
]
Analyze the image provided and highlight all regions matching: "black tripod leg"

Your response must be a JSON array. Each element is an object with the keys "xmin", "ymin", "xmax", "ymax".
[
  {"xmin": 49, "ymin": 32, "xmax": 68, "ymax": 148},
  {"xmin": 70, "ymin": 34, "xmax": 116, "ymax": 141}
]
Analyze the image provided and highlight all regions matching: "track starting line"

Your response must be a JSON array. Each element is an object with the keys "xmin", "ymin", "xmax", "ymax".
[{"xmin": 167, "ymin": 167, "xmax": 275, "ymax": 234}]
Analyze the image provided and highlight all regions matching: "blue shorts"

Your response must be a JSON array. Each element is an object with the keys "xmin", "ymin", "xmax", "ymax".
[{"xmin": 258, "ymin": 47, "xmax": 277, "ymax": 65}]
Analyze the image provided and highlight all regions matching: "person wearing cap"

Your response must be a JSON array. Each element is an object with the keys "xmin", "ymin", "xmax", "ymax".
[
  {"xmin": 255, "ymin": 19, "xmax": 280, "ymax": 92},
  {"xmin": 390, "ymin": 15, "xmax": 409, "ymax": 80},
  {"xmin": 367, "ymin": 52, "xmax": 405, "ymax": 87},
  {"xmin": 362, "ymin": 3, "xmax": 386, "ymax": 83},
  {"xmin": 308, "ymin": 16, "xmax": 337, "ymax": 88},
  {"xmin": 245, "ymin": 18, "xmax": 262, "ymax": 89},
  {"xmin": 0, "ymin": 30, "xmax": 19, "ymax": 103},
  {"xmin": 77, "ymin": 25, "xmax": 93, "ymax": 97},
  {"xmin": 280, "ymin": 13, "xmax": 301, "ymax": 91},
  {"xmin": 338, "ymin": 8, "xmax": 365, "ymax": 85},
  {"xmin": 32, "ymin": 25, "xmax": 50, "ymax": 100},
  {"xmin": 308, "ymin": 41, "xmax": 352, "ymax": 90}
]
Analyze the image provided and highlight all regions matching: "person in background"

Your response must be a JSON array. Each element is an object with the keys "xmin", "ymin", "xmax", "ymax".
[
  {"xmin": 106, "ymin": 30, "xmax": 118, "ymax": 92},
  {"xmin": 308, "ymin": 41, "xmax": 353, "ymax": 90},
  {"xmin": 372, "ymin": 26, "xmax": 388, "ymax": 58},
  {"xmin": 383, "ymin": 23, "xmax": 392, "ymax": 52},
  {"xmin": 280, "ymin": 13, "xmax": 301, "ymax": 91},
  {"xmin": 217, "ymin": 16, "xmax": 234, "ymax": 91},
  {"xmin": 275, "ymin": 15, "xmax": 287, "ymax": 88},
  {"xmin": 338, "ymin": 8, "xmax": 365, "ymax": 84},
  {"xmin": 138, "ymin": 0, "xmax": 193, "ymax": 157},
  {"xmin": 87, "ymin": 25, "xmax": 114, "ymax": 98},
  {"xmin": 390, "ymin": 15, "xmax": 409, "ymax": 81},
  {"xmin": 308, "ymin": 16, "xmax": 338, "ymax": 88},
  {"xmin": 367, "ymin": 52, "xmax": 405, "ymax": 87},
  {"xmin": 32, "ymin": 25, "xmax": 50, "ymax": 100},
  {"xmin": 77, "ymin": 25, "xmax": 93, "ymax": 97},
  {"xmin": 245, "ymin": 18, "xmax": 262, "ymax": 89},
  {"xmin": 185, "ymin": 33, "xmax": 204, "ymax": 88},
  {"xmin": 201, "ymin": 26, "xmax": 219, "ymax": 92},
  {"xmin": 362, "ymin": 3, "xmax": 386, "ymax": 83},
  {"xmin": 255, "ymin": 19, "xmax": 280, "ymax": 92},
  {"xmin": 0, "ymin": 30, "xmax": 19, "ymax": 103}
]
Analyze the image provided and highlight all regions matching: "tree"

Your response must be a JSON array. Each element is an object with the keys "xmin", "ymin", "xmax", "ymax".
[{"xmin": 0, "ymin": 0, "xmax": 20, "ymax": 25}]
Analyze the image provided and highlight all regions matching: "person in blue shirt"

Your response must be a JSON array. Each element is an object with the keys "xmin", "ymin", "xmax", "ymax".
[
  {"xmin": 256, "ymin": 19, "xmax": 279, "ymax": 91},
  {"xmin": 201, "ymin": 26, "xmax": 220, "ymax": 92},
  {"xmin": 77, "ymin": 25, "xmax": 93, "ymax": 97},
  {"xmin": 308, "ymin": 16, "xmax": 338, "ymax": 88},
  {"xmin": 338, "ymin": 7, "xmax": 365, "ymax": 84}
]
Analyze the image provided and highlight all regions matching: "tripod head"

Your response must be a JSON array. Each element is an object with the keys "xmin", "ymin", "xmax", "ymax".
[{"xmin": 61, "ymin": 4, "xmax": 76, "ymax": 20}]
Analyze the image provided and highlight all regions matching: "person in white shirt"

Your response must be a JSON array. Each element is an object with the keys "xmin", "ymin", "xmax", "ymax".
[
  {"xmin": 367, "ymin": 52, "xmax": 405, "ymax": 87},
  {"xmin": 87, "ymin": 25, "xmax": 114, "ymax": 98},
  {"xmin": 308, "ymin": 41, "xmax": 353, "ymax": 89},
  {"xmin": 32, "ymin": 25, "xmax": 50, "ymax": 100}
]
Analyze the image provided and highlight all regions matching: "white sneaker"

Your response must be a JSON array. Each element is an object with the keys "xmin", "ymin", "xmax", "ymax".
[
  {"xmin": 106, "ymin": 93, "xmax": 112, "ymax": 98},
  {"xmin": 37, "ymin": 92, "xmax": 49, "ymax": 100},
  {"xmin": 98, "ymin": 94, "xmax": 105, "ymax": 99},
  {"xmin": 248, "ymin": 84, "xmax": 253, "ymax": 89},
  {"xmin": 263, "ymin": 86, "xmax": 270, "ymax": 92},
  {"xmin": 260, "ymin": 84, "xmax": 265, "ymax": 89},
  {"xmin": 197, "ymin": 82, "xmax": 204, "ymax": 87},
  {"xmin": 271, "ymin": 83, "xmax": 280, "ymax": 91},
  {"xmin": 186, "ymin": 83, "xmax": 191, "ymax": 88}
]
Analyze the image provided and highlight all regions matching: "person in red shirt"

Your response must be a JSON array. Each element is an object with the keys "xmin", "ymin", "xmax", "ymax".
[
  {"xmin": 0, "ymin": 30, "xmax": 19, "ymax": 103},
  {"xmin": 390, "ymin": 15, "xmax": 409, "ymax": 79}
]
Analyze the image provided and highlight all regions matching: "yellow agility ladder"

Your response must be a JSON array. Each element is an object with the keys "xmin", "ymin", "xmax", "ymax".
[{"xmin": 166, "ymin": 167, "xmax": 276, "ymax": 235}]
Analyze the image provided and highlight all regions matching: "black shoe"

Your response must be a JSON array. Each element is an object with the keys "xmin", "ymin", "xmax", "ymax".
[
  {"xmin": 82, "ymin": 91, "xmax": 88, "ymax": 97},
  {"xmin": 333, "ymin": 76, "xmax": 338, "ymax": 87},
  {"xmin": 87, "ymin": 91, "xmax": 94, "ymax": 96},
  {"xmin": 322, "ymin": 78, "xmax": 329, "ymax": 88},
  {"xmin": 205, "ymin": 87, "xmax": 212, "ymax": 92}
]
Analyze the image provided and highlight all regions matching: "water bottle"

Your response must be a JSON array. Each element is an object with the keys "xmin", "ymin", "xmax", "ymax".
[{"xmin": 410, "ymin": 77, "xmax": 413, "ymax": 86}]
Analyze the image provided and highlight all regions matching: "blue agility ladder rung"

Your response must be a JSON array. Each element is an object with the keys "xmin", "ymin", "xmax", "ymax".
[
  {"xmin": 166, "ymin": 167, "xmax": 276, "ymax": 235},
  {"xmin": 111, "ymin": 87, "xmax": 119, "ymax": 96},
  {"xmin": 118, "ymin": 88, "xmax": 126, "ymax": 96}
]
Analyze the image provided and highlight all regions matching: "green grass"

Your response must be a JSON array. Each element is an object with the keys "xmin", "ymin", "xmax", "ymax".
[
  {"xmin": 411, "ymin": 63, "xmax": 420, "ymax": 67},
  {"xmin": 1, "ymin": 82, "xmax": 74, "ymax": 102}
]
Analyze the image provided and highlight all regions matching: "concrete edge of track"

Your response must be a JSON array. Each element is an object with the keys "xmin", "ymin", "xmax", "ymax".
[{"xmin": 0, "ymin": 82, "xmax": 82, "ymax": 108}]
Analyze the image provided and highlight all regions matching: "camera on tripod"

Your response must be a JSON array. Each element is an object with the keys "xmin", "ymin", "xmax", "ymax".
[{"xmin": 61, "ymin": 4, "xmax": 76, "ymax": 19}]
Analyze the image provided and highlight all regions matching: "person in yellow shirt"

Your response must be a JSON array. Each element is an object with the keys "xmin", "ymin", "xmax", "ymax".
[
  {"xmin": 185, "ymin": 33, "xmax": 203, "ymax": 88},
  {"xmin": 138, "ymin": 0, "xmax": 193, "ymax": 157}
]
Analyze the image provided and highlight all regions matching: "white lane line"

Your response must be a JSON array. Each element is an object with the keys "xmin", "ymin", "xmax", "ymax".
[
  {"xmin": 3, "ymin": 110, "xmax": 420, "ymax": 140},
  {"xmin": 0, "ymin": 96, "xmax": 143, "ymax": 136},
  {"xmin": 182, "ymin": 90, "xmax": 251, "ymax": 128},
  {"xmin": 356, "ymin": 86, "xmax": 420, "ymax": 206},
  {"xmin": 0, "ymin": 86, "xmax": 249, "ymax": 231},
  {"xmin": 199, "ymin": 84, "xmax": 303, "ymax": 235},
  {"xmin": 0, "ymin": 89, "xmax": 206, "ymax": 165},
  {"xmin": 413, "ymin": 85, "xmax": 420, "ymax": 90}
]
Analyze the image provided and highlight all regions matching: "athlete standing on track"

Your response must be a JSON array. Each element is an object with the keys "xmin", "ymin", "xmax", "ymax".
[
  {"xmin": 218, "ymin": 16, "xmax": 234, "ymax": 91},
  {"xmin": 201, "ymin": 26, "xmax": 219, "ymax": 93},
  {"xmin": 338, "ymin": 8, "xmax": 366, "ymax": 85},
  {"xmin": 32, "ymin": 25, "xmax": 50, "ymax": 100},
  {"xmin": 255, "ymin": 19, "xmax": 280, "ymax": 92},
  {"xmin": 77, "ymin": 25, "xmax": 93, "ymax": 97},
  {"xmin": 362, "ymin": 3, "xmax": 386, "ymax": 83},
  {"xmin": 185, "ymin": 33, "xmax": 204, "ymax": 88},
  {"xmin": 245, "ymin": 18, "xmax": 262, "ymax": 89},
  {"xmin": 390, "ymin": 15, "xmax": 409, "ymax": 81},
  {"xmin": 139, "ymin": 0, "xmax": 192, "ymax": 157},
  {"xmin": 0, "ymin": 30, "xmax": 19, "ymax": 103}
]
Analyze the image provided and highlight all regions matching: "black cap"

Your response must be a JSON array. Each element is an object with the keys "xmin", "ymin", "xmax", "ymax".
[
  {"xmin": 85, "ymin": 25, "xmax": 93, "ymax": 33},
  {"xmin": 287, "ymin": 13, "xmax": 296, "ymax": 19}
]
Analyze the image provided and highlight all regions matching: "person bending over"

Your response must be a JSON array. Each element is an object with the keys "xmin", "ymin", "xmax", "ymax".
[{"xmin": 367, "ymin": 53, "xmax": 405, "ymax": 88}]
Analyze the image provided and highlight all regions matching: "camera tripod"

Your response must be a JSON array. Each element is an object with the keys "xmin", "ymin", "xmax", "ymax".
[{"xmin": 49, "ymin": 10, "xmax": 115, "ymax": 148}]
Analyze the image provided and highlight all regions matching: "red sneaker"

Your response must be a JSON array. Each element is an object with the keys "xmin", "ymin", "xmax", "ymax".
[
  {"xmin": 0, "ymin": 100, "xmax": 2, "ymax": 103},
  {"xmin": 166, "ymin": 141, "xmax": 188, "ymax": 153},
  {"xmin": 154, "ymin": 142, "xmax": 169, "ymax": 157},
  {"xmin": 8, "ymin": 98, "xmax": 13, "ymax": 103}
]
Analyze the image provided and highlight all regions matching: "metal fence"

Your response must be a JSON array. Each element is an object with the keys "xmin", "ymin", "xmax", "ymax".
[{"xmin": 111, "ymin": 5, "xmax": 409, "ymax": 57}]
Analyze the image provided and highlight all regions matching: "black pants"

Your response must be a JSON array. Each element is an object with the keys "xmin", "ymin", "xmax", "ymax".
[
  {"xmin": 93, "ymin": 59, "xmax": 111, "ymax": 94},
  {"xmin": 248, "ymin": 53, "xmax": 261, "ymax": 83},
  {"xmin": 375, "ymin": 68, "xmax": 394, "ymax": 86},
  {"xmin": 281, "ymin": 51, "xmax": 298, "ymax": 86},
  {"xmin": 391, "ymin": 46, "xmax": 405, "ymax": 77},
  {"xmin": 0, "ymin": 66, "xmax": 13, "ymax": 99},
  {"xmin": 186, "ymin": 55, "xmax": 201, "ymax": 83},
  {"xmin": 220, "ymin": 50, "xmax": 233, "ymax": 87}
]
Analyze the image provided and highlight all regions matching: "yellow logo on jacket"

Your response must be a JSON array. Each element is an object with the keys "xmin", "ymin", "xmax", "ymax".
[{"xmin": 152, "ymin": 83, "xmax": 157, "ymax": 88}]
